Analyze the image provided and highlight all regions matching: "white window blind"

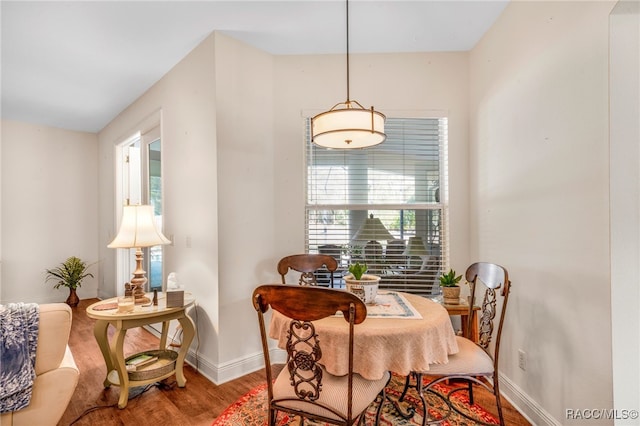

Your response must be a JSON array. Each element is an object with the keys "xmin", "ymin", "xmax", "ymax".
[{"xmin": 305, "ymin": 117, "xmax": 449, "ymax": 296}]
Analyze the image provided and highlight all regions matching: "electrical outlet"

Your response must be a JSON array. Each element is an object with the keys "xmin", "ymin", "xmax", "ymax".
[{"xmin": 518, "ymin": 349, "xmax": 526, "ymax": 370}]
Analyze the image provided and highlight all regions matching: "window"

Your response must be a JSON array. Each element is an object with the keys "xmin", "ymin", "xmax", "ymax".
[
  {"xmin": 117, "ymin": 125, "xmax": 165, "ymax": 291},
  {"xmin": 305, "ymin": 117, "xmax": 449, "ymax": 296}
]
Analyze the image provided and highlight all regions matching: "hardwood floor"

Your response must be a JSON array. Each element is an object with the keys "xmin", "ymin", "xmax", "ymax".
[
  {"xmin": 60, "ymin": 299, "xmax": 265, "ymax": 426},
  {"xmin": 59, "ymin": 298, "xmax": 531, "ymax": 426}
]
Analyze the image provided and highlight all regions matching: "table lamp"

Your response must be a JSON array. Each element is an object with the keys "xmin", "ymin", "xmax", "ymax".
[
  {"xmin": 108, "ymin": 204, "xmax": 170, "ymax": 305},
  {"xmin": 352, "ymin": 214, "xmax": 394, "ymax": 243}
]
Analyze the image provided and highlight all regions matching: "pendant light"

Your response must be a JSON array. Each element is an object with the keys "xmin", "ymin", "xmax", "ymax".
[{"xmin": 311, "ymin": 0, "xmax": 386, "ymax": 149}]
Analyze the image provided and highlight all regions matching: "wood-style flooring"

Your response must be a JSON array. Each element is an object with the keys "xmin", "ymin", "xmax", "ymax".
[{"xmin": 59, "ymin": 298, "xmax": 531, "ymax": 426}]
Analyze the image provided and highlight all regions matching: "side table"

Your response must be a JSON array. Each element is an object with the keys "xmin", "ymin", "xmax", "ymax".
[
  {"xmin": 439, "ymin": 299, "xmax": 480, "ymax": 343},
  {"xmin": 86, "ymin": 293, "xmax": 196, "ymax": 408}
]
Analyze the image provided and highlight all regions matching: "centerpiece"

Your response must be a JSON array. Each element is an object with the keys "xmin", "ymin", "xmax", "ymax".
[{"xmin": 344, "ymin": 262, "xmax": 380, "ymax": 304}]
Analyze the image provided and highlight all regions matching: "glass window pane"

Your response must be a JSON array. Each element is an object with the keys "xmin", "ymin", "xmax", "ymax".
[{"xmin": 305, "ymin": 117, "xmax": 449, "ymax": 296}]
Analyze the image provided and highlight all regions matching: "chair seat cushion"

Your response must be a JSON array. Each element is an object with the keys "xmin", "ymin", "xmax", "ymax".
[
  {"xmin": 426, "ymin": 336, "xmax": 494, "ymax": 376},
  {"xmin": 272, "ymin": 365, "xmax": 390, "ymax": 422}
]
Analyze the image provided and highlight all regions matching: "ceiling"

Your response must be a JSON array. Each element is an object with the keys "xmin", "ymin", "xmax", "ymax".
[{"xmin": 1, "ymin": 1, "xmax": 509, "ymax": 133}]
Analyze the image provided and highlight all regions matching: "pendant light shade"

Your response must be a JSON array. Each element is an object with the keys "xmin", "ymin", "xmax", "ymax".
[
  {"xmin": 311, "ymin": 0, "xmax": 386, "ymax": 149},
  {"xmin": 312, "ymin": 102, "xmax": 386, "ymax": 149}
]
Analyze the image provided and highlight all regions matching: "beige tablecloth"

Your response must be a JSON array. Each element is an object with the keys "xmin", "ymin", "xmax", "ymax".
[{"xmin": 269, "ymin": 291, "xmax": 459, "ymax": 380}]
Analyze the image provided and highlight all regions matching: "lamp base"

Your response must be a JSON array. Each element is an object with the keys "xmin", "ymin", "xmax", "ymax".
[{"xmin": 125, "ymin": 282, "xmax": 151, "ymax": 305}]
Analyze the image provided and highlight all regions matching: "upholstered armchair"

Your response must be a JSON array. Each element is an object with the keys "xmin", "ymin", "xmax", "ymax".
[{"xmin": 1, "ymin": 303, "xmax": 79, "ymax": 426}]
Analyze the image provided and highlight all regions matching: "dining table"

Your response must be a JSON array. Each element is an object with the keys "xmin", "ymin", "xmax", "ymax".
[{"xmin": 268, "ymin": 290, "xmax": 459, "ymax": 381}]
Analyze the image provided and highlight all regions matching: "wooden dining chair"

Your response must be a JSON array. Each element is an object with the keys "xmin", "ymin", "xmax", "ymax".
[
  {"xmin": 277, "ymin": 254, "xmax": 338, "ymax": 287},
  {"xmin": 399, "ymin": 262, "xmax": 511, "ymax": 426},
  {"xmin": 252, "ymin": 284, "xmax": 390, "ymax": 426}
]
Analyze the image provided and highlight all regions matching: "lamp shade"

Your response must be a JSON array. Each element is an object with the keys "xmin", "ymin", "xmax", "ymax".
[
  {"xmin": 352, "ymin": 214, "xmax": 393, "ymax": 242},
  {"xmin": 108, "ymin": 205, "xmax": 170, "ymax": 249},
  {"xmin": 312, "ymin": 104, "xmax": 386, "ymax": 149},
  {"xmin": 402, "ymin": 236, "xmax": 429, "ymax": 257}
]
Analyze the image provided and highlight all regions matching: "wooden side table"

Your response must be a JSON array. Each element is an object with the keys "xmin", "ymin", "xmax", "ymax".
[
  {"xmin": 440, "ymin": 299, "xmax": 480, "ymax": 343},
  {"xmin": 86, "ymin": 293, "xmax": 196, "ymax": 408}
]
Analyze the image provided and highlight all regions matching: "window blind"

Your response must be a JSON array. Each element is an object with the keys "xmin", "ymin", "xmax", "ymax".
[{"xmin": 304, "ymin": 117, "xmax": 449, "ymax": 296}]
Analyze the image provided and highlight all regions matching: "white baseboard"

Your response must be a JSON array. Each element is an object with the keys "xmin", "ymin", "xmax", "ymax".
[
  {"xmin": 499, "ymin": 372, "xmax": 560, "ymax": 426},
  {"xmin": 141, "ymin": 323, "xmax": 287, "ymax": 385},
  {"xmin": 184, "ymin": 347, "xmax": 287, "ymax": 385}
]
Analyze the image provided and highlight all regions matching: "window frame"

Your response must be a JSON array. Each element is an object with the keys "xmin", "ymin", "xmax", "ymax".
[{"xmin": 304, "ymin": 115, "xmax": 450, "ymax": 296}]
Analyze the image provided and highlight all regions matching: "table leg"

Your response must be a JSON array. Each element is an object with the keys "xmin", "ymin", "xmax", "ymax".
[
  {"xmin": 93, "ymin": 320, "xmax": 113, "ymax": 388},
  {"xmin": 175, "ymin": 314, "xmax": 196, "ymax": 387},
  {"xmin": 460, "ymin": 313, "xmax": 469, "ymax": 338},
  {"xmin": 459, "ymin": 311, "xmax": 479, "ymax": 343},
  {"xmin": 472, "ymin": 311, "xmax": 479, "ymax": 342},
  {"xmin": 159, "ymin": 321, "xmax": 169, "ymax": 350},
  {"xmin": 109, "ymin": 322, "xmax": 130, "ymax": 409},
  {"xmin": 391, "ymin": 373, "xmax": 417, "ymax": 420}
]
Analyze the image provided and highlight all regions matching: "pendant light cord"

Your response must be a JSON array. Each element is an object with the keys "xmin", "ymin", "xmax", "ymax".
[{"xmin": 345, "ymin": 0, "xmax": 350, "ymax": 103}]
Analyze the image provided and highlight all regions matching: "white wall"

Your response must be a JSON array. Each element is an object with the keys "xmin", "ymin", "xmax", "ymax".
[
  {"xmin": 610, "ymin": 0, "xmax": 640, "ymax": 422},
  {"xmin": 213, "ymin": 34, "xmax": 277, "ymax": 379},
  {"xmin": 272, "ymin": 51, "xmax": 471, "ymax": 272},
  {"xmin": 1, "ymin": 120, "xmax": 99, "ymax": 303},
  {"xmin": 469, "ymin": 1, "xmax": 616, "ymax": 424}
]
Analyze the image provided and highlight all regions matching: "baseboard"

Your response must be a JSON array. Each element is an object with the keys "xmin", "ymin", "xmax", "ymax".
[
  {"xmin": 141, "ymin": 323, "xmax": 286, "ymax": 385},
  {"xmin": 184, "ymin": 347, "xmax": 286, "ymax": 385},
  {"xmin": 499, "ymin": 372, "xmax": 560, "ymax": 426}
]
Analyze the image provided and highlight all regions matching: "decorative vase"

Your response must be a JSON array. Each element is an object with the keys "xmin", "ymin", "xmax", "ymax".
[
  {"xmin": 442, "ymin": 286, "xmax": 460, "ymax": 305},
  {"xmin": 66, "ymin": 288, "xmax": 79, "ymax": 308},
  {"xmin": 344, "ymin": 274, "xmax": 380, "ymax": 304}
]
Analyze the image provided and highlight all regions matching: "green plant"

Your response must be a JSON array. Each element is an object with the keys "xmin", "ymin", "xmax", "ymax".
[
  {"xmin": 348, "ymin": 262, "xmax": 368, "ymax": 280},
  {"xmin": 439, "ymin": 268, "xmax": 462, "ymax": 287},
  {"xmin": 45, "ymin": 256, "xmax": 94, "ymax": 290}
]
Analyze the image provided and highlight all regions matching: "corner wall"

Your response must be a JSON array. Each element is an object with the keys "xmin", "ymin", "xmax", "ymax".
[
  {"xmin": 98, "ymin": 34, "xmax": 220, "ymax": 368},
  {"xmin": 469, "ymin": 1, "xmax": 616, "ymax": 423},
  {"xmin": 213, "ymin": 33, "xmax": 277, "ymax": 380},
  {"xmin": 610, "ymin": 0, "xmax": 640, "ymax": 421},
  {"xmin": 1, "ymin": 121, "xmax": 99, "ymax": 303}
]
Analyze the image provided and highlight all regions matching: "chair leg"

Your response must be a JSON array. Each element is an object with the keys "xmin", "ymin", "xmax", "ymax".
[
  {"xmin": 468, "ymin": 380, "xmax": 474, "ymax": 405},
  {"xmin": 268, "ymin": 407, "xmax": 276, "ymax": 426}
]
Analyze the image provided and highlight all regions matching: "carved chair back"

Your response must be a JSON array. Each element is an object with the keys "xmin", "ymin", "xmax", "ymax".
[
  {"xmin": 277, "ymin": 254, "xmax": 338, "ymax": 286},
  {"xmin": 252, "ymin": 284, "xmax": 367, "ymax": 424},
  {"xmin": 465, "ymin": 262, "xmax": 511, "ymax": 367}
]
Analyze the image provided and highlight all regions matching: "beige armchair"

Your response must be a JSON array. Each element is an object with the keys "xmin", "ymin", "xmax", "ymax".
[{"xmin": 1, "ymin": 303, "xmax": 79, "ymax": 426}]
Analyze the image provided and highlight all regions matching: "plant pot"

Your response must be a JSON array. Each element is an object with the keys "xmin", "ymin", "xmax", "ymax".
[
  {"xmin": 66, "ymin": 288, "xmax": 79, "ymax": 308},
  {"xmin": 441, "ymin": 286, "xmax": 460, "ymax": 305},
  {"xmin": 344, "ymin": 274, "xmax": 380, "ymax": 304}
]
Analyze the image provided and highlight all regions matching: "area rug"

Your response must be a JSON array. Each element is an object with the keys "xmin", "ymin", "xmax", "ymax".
[{"xmin": 212, "ymin": 373, "xmax": 499, "ymax": 425}]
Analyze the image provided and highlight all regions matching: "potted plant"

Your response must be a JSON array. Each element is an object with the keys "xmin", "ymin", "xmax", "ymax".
[
  {"xmin": 344, "ymin": 262, "xmax": 380, "ymax": 304},
  {"xmin": 439, "ymin": 268, "xmax": 462, "ymax": 305},
  {"xmin": 45, "ymin": 256, "xmax": 94, "ymax": 307}
]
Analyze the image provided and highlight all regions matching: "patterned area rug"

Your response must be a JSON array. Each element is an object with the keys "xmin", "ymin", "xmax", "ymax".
[{"xmin": 212, "ymin": 373, "xmax": 499, "ymax": 425}]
